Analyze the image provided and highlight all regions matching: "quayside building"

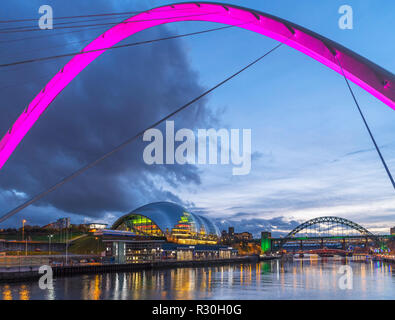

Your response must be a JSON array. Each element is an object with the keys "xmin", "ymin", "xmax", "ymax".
[{"xmin": 95, "ymin": 202, "xmax": 237, "ymax": 263}]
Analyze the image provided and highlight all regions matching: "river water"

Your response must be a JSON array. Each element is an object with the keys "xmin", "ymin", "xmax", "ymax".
[{"xmin": 0, "ymin": 258, "xmax": 394, "ymax": 300}]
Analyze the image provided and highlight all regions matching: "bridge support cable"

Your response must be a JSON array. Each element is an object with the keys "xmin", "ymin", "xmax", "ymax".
[
  {"xmin": 0, "ymin": 42, "xmax": 284, "ymax": 224},
  {"xmin": 335, "ymin": 56, "xmax": 395, "ymax": 191},
  {"xmin": 0, "ymin": 24, "xmax": 244, "ymax": 68}
]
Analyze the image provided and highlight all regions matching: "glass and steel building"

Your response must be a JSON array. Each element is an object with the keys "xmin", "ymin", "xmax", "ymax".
[{"xmin": 111, "ymin": 202, "xmax": 220, "ymax": 245}]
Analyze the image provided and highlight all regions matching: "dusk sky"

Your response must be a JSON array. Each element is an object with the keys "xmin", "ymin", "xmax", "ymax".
[{"xmin": 0, "ymin": 0, "xmax": 394, "ymax": 237}]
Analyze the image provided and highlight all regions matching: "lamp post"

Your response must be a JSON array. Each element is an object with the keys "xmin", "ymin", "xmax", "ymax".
[
  {"xmin": 22, "ymin": 219, "xmax": 27, "ymax": 256},
  {"xmin": 65, "ymin": 227, "xmax": 69, "ymax": 266},
  {"xmin": 22, "ymin": 219, "xmax": 26, "ymax": 241},
  {"xmin": 95, "ymin": 237, "xmax": 99, "ymax": 255},
  {"xmin": 48, "ymin": 234, "xmax": 53, "ymax": 255}
]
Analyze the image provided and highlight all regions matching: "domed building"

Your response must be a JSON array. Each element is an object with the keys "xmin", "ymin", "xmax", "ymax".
[
  {"xmin": 95, "ymin": 202, "xmax": 237, "ymax": 263},
  {"xmin": 111, "ymin": 202, "xmax": 220, "ymax": 245}
]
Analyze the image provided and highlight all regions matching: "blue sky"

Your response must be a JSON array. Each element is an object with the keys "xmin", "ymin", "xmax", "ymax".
[
  {"xmin": 153, "ymin": 0, "xmax": 395, "ymax": 234},
  {"xmin": 0, "ymin": 0, "xmax": 394, "ymax": 236}
]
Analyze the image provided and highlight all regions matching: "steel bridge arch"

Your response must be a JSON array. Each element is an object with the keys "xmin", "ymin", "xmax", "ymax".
[
  {"xmin": 0, "ymin": 2, "xmax": 394, "ymax": 170},
  {"xmin": 285, "ymin": 216, "xmax": 374, "ymax": 238}
]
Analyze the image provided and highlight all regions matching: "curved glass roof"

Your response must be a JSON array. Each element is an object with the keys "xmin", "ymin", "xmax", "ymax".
[
  {"xmin": 199, "ymin": 215, "xmax": 220, "ymax": 236},
  {"xmin": 112, "ymin": 201, "xmax": 220, "ymax": 237}
]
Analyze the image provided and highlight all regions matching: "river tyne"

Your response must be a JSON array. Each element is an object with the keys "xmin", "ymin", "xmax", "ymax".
[{"xmin": 0, "ymin": 257, "xmax": 393, "ymax": 300}]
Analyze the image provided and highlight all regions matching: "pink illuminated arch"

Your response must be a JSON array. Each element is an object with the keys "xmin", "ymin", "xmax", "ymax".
[{"xmin": 0, "ymin": 2, "xmax": 394, "ymax": 170}]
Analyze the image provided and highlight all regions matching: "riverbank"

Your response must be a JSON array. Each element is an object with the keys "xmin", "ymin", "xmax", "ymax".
[{"xmin": 0, "ymin": 255, "xmax": 267, "ymax": 283}]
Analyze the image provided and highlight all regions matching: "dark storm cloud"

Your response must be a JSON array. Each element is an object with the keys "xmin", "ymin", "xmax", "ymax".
[
  {"xmin": 190, "ymin": 204, "xmax": 301, "ymax": 237},
  {"xmin": 0, "ymin": 0, "xmax": 218, "ymax": 225}
]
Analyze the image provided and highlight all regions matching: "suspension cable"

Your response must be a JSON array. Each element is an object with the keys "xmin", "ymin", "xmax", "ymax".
[
  {"xmin": 0, "ymin": 10, "xmax": 221, "ymax": 45},
  {"xmin": 0, "ymin": 11, "xmax": 221, "ymax": 34},
  {"xmin": 0, "ymin": 25, "xmax": 235, "ymax": 68},
  {"xmin": 0, "ymin": 7, "xmax": 197, "ymax": 24},
  {"xmin": 0, "ymin": 15, "xmax": 132, "ymax": 33},
  {"xmin": 335, "ymin": 55, "xmax": 395, "ymax": 191},
  {"xmin": 0, "ymin": 10, "xmax": 140, "ymax": 24}
]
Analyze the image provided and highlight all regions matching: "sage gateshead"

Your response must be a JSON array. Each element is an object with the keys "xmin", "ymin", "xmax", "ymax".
[
  {"xmin": 111, "ymin": 202, "xmax": 220, "ymax": 245},
  {"xmin": 96, "ymin": 202, "xmax": 237, "ymax": 263}
]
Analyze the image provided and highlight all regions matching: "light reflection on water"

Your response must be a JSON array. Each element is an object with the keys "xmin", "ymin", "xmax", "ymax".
[{"xmin": 0, "ymin": 259, "xmax": 394, "ymax": 300}]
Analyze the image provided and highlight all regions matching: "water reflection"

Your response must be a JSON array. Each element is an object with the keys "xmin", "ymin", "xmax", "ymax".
[
  {"xmin": 2, "ymin": 285, "xmax": 12, "ymax": 300},
  {"xmin": 19, "ymin": 285, "xmax": 29, "ymax": 300},
  {"xmin": 0, "ymin": 259, "xmax": 394, "ymax": 300}
]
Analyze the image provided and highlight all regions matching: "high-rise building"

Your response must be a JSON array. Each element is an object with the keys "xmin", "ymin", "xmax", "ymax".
[
  {"xmin": 261, "ymin": 231, "xmax": 271, "ymax": 239},
  {"xmin": 56, "ymin": 217, "xmax": 70, "ymax": 229},
  {"xmin": 261, "ymin": 231, "xmax": 272, "ymax": 253},
  {"xmin": 234, "ymin": 232, "xmax": 253, "ymax": 241},
  {"xmin": 228, "ymin": 227, "xmax": 234, "ymax": 236},
  {"xmin": 391, "ymin": 227, "xmax": 395, "ymax": 235},
  {"xmin": 43, "ymin": 217, "xmax": 70, "ymax": 230}
]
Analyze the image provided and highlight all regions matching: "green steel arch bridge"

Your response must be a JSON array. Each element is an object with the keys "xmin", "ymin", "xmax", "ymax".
[{"xmin": 263, "ymin": 216, "xmax": 393, "ymax": 253}]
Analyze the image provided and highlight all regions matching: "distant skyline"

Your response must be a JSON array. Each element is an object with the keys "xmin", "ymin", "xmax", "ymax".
[{"xmin": 0, "ymin": 0, "xmax": 394, "ymax": 237}]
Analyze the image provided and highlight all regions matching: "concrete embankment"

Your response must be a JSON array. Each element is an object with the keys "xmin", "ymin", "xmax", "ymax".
[
  {"xmin": 0, "ymin": 256, "xmax": 262, "ymax": 283},
  {"xmin": 0, "ymin": 266, "xmax": 44, "ymax": 282},
  {"xmin": 258, "ymin": 255, "xmax": 281, "ymax": 261},
  {"xmin": 352, "ymin": 254, "xmax": 395, "ymax": 264}
]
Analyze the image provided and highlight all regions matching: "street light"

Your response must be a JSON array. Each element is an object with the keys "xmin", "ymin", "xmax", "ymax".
[
  {"xmin": 65, "ymin": 226, "xmax": 69, "ymax": 266},
  {"xmin": 22, "ymin": 219, "xmax": 27, "ymax": 256},
  {"xmin": 48, "ymin": 234, "xmax": 53, "ymax": 255},
  {"xmin": 95, "ymin": 237, "xmax": 99, "ymax": 254},
  {"xmin": 22, "ymin": 219, "xmax": 26, "ymax": 241}
]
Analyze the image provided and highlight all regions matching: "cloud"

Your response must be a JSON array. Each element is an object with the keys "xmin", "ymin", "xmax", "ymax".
[
  {"xmin": 0, "ymin": 0, "xmax": 394, "ymax": 234},
  {"xmin": 329, "ymin": 143, "xmax": 394, "ymax": 163},
  {"xmin": 214, "ymin": 215, "xmax": 301, "ymax": 238},
  {"xmin": 0, "ymin": 0, "xmax": 217, "ymax": 226}
]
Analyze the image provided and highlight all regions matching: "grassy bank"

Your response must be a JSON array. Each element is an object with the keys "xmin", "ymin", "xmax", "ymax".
[{"xmin": 68, "ymin": 235, "xmax": 105, "ymax": 254}]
